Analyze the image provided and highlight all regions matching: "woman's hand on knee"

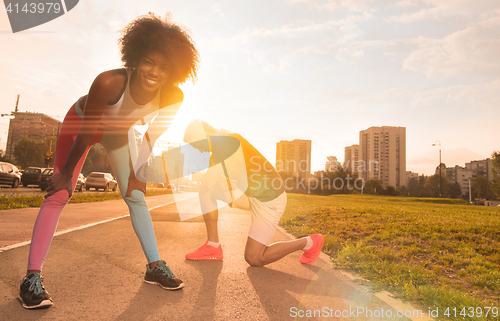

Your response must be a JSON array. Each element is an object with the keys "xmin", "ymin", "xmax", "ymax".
[{"xmin": 45, "ymin": 171, "xmax": 74, "ymax": 198}]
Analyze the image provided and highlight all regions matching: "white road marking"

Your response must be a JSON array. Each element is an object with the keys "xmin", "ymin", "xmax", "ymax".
[{"xmin": 0, "ymin": 195, "xmax": 196, "ymax": 253}]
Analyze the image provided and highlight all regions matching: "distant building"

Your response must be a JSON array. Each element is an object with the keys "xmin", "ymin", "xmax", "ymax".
[
  {"xmin": 359, "ymin": 126, "xmax": 406, "ymax": 188},
  {"xmin": 344, "ymin": 144, "xmax": 359, "ymax": 173},
  {"xmin": 276, "ymin": 139, "xmax": 312, "ymax": 179},
  {"xmin": 442, "ymin": 158, "xmax": 493, "ymax": 196},
  {"xmin": 406, "ymin": 171, "xmax": 419, "ymax": 186},
  {"xmin": 465, "ymin": 158, "xmax": 493, "ymax": 181},
  {"xmin": 325, "ymin": 156, "xmax": 339, "ymax": 172},
  {"xmin": 444, "ymin": 165, "xmax": 473, "ymax": 196},
  {"xmin": 5, "ymin": 112, "xmax": 61, "ymax": 161}
]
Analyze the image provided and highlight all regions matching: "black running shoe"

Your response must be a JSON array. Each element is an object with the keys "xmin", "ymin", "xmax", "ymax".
[
  {"xmin": 19, "ymin": 272, "xmax": 53, "ymax": 309},
  {"xmin": 144, "ymin": 260, "xmax": 184, "ymax": 290}
]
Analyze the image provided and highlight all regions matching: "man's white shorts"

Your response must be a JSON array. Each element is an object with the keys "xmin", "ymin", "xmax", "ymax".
[
  {"xmin": 233, "ymin": 192, "xmax": 287, "ymax": 246},
  {"xmin": 200, "ymin": 174, "xmax": 287, "ymax": 246}
]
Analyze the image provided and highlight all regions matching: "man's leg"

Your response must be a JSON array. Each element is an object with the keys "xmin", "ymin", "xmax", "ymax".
[
  {"xmin": 198, "ymin": 174, "xmax": 233, "ymax": 243},
  {"xmin": 244, "ymin": 192, "xmax": 324, "ymax": 266},
  {"xmin": 200, "ymin": 186, "xmax": 248, "ymax": 242},
  {"xmin": 203, "ymin": 209, "xmax": 220, "ymax": 243},
  {"xmin": 185, "ymin": 186, "xmax": 226, "ymax": 260},
  {"xmin": 244, "ymin": 237, "xmax": 308, "ymax": 267}
]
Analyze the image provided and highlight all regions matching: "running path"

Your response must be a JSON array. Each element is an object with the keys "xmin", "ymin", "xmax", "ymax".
[
  {"xmin": 0, "ymin": 195, "xmax": 431, "ymax": 321},
  {"xmin": 0, "ymin": 192, "xmax": 196, "ymax": 249}
]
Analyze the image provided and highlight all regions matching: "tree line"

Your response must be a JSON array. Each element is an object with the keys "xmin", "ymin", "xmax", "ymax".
[{"xmin": 278, "ymin": 151, "xmax": 500, "ymax": 200}]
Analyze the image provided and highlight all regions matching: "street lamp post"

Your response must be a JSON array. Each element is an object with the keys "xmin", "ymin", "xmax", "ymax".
[
  {"xmin": 432, "ymin": 140, "xmax": 442, "ymax": 197},
  {"xmin": 469, "ymin": 178, "xmax": 472, "ymax": 203},
  {"xmin": 1, "ymin": 94, "xmax": 20, "ymax": 161}
]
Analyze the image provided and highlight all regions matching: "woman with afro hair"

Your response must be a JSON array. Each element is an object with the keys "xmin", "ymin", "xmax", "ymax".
[{"xmin": 19, "ymin": 13, "xmax": 200, "ymax": 309}]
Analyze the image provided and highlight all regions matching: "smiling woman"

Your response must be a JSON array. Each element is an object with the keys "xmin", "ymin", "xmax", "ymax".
[
  {"xmin": 132, "ymin": 52, "xmax": 172, "ymax": 104},
  {"xmin": 119, "ymin": 13, "xmax": 199, "ymax": 87},
  {"xmin": 18, "ymin": 13, "xmax": 200, "ymax": 310}
]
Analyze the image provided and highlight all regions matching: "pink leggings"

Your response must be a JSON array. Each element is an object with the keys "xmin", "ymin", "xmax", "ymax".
[
  {"xmin": 27, "ymin": 101, "xmax": 160, "ymax": 271},
  {"xmin": 27, "ymin": 102, "xmax": 101, "ymax": 270}
]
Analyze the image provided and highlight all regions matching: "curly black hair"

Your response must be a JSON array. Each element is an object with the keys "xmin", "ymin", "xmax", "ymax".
[{"xmin": 119, "ymin": 13, "xmax": 200, "ymax": 85}]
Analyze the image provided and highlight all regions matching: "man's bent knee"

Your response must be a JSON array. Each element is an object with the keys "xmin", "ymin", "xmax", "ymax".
[{"xmin": 245, "ymin": 253, "xmax": 264, "ymax": 267}]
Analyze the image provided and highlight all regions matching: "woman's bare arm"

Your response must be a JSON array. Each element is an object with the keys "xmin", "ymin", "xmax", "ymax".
[{"xmin": 45, "ymin": 70, "xmax": 125, "ymax": 198}]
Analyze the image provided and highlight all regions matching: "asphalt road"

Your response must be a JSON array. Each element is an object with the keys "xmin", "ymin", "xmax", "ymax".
[{"xmin": 0, "ymin": 192, "xmax": 431, "ymax": 321}]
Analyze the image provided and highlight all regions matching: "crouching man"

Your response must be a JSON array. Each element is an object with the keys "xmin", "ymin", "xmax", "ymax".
[{"xmin": 183, "ymin": 120, "xmax": 324, "ymax": 266}]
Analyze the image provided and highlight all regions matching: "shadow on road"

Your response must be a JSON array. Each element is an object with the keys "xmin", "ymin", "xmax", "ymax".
[
  {"xmin": 113, "ymin": 282, "xmax": 184, "ymax": 321},
  {"xmin": 0, "ymin": 297, "xmax": 50, "ymax": 321},
  {"xmin": 184, "ymin": 260, "xmax": 223, "ymax": 320},
  {"xmin": 246, "ymin": 262, "xmax": 370, "ymax": 320}
]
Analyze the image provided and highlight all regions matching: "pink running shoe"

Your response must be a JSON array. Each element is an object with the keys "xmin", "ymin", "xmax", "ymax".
[
  {"xmin": 186, "ymin": 241, "xmax": 223, "ymax": 260},
  {"xmin": 300, "ymin": 234, "xmax": 324, "ymax": 264}
]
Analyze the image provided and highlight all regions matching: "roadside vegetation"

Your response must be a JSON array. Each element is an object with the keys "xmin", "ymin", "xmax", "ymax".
[
  {"xmin": 279, "ymin": 151, "xmax": 500, "ymax": 202},
  {"xmin": 280, "ymin": 193, "xmax": 500, "ymax": 321},
  {"xmin": 0, "ymin": 188, "xmax": 173, "ymax": 210}
]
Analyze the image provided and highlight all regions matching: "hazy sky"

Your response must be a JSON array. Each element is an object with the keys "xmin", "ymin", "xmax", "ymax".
[{"xmin": 1, "ymin": 0, "xmax": 499, "ymax": 175}]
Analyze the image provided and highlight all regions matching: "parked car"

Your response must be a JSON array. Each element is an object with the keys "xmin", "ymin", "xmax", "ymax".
[
  {"xmin": 0, "ymin": 162, "xmax": 22, "ymax": 188},
  {"xmin": 21, "ymin": 167, "xmax": 45, "ymax": 187},
  {"xmin": 75, "ymin": 173, "xmax": 86, "ymax": 192},
  {"xmin": 39, "ymin": 171, "xmax": 87, "ymax": 193},
  {"xmin": 85, "ymin": 172, "xmax": 118, "ymax": 192},
  {"xmin": 38, "ymin": 168, "xmax": 54, "ymax": 191}
]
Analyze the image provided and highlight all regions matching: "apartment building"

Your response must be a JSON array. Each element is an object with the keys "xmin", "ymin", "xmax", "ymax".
[
  {"xmin": 465, "ymin": 159, "xmax": 493, "ymax": 181},
  {"xmin": 444, "ymin": 158, "xmax": 493, "ymax": 196},
  {"xmin": 5, "ymin": 112, "xmax": 61, "ymax": 160},
  {"xmin": 276, "ymin": 139, "xmax": 312, "ymax": 179},
  {"xmin": 325, "ymin": 156, "xmax": 339, "ymax": 172},
  {"xmin": 344, "ymin": 144, "xmax": 359, "ymax": 173},
  {"xmin": 444, "ymin": 165, "xmax": 473, "ymax": 196},
  {"xmin": 359, "ymin": 126, "xmax": 406, "ymax": 188},
  {"xmin": 406, "ymin": 170, "xmax": 419, "ymax": 186}
]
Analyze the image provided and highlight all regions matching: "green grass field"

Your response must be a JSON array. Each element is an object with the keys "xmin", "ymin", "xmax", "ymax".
[{"xmin": 279, "ymin": 193, "xmax": 500, "ymax": 321}]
